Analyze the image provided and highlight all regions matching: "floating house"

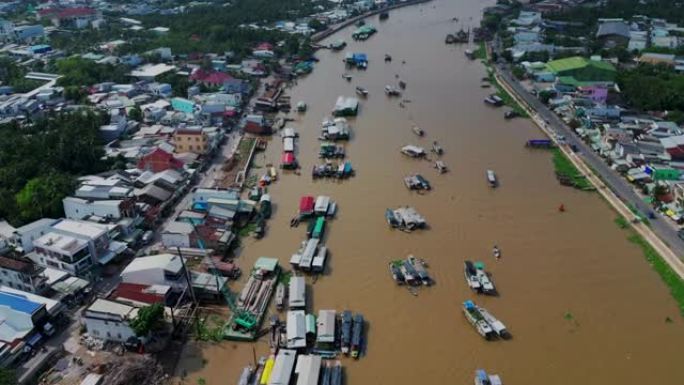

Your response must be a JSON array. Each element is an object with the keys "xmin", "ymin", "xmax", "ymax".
[{"xmin": 333, "ymin": 96, "xmax": 359, "ymax": 117}]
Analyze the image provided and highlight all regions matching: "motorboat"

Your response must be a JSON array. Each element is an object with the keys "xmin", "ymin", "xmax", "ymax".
[
  {"xmin": 412, "ymin": 125, "xmax": 424, "ymax": 136},
  {"xmin": 487, "ymin": 170, "xmax": 497, "ymax": 187},
  {"xmin": 355, "ymin": 86, "xmax": 368, "ymax": 96},
  {"xmin": 464, "ymin": 260, "xmax": 482, "ymax": 291},
  {"xmin": 385, "ymin": 85, "xmax": 401, "ymax": 96}
]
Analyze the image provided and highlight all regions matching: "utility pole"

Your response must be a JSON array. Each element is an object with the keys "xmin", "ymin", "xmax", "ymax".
[{"xmin": 177, "ymin": 246, "xmax": 197, "ymax": 306}]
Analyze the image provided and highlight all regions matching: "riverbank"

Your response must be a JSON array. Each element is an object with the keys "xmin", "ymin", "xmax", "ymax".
[
  {"xmin": 175, "ymin": 1, "xmax": 684, "ymax": 384},
  {"xmin": 311, "ymin": 0, "xmax": 433, "ymax": 42},
  {"xmin": 488, "ymin": 44, "xmax": 684, "ymax": 280}
]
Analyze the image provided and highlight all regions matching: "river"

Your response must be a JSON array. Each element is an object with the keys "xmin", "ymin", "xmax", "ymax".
[{"xmin": 176, "ymin": 1, "xmax": 684, "ymax": 384}]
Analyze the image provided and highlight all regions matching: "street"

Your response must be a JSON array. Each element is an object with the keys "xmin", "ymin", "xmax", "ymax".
[{"xmin": 494, "ymin": 61, "xmax": 684, "ymax": 259}]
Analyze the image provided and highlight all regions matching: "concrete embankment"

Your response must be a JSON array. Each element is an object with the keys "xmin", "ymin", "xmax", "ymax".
[
  {"xmin": 311, "ymin": 0, "xmax": 432, "ymax": 43},
  {"xmin": 488, "ymin": 47, "xmax": 684, "ymax": 279}
]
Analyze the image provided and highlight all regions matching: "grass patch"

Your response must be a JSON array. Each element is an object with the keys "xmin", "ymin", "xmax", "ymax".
[
  {"xmin": 614, "ymin": 216, "xmax": 629, "ymax": 229},
  {"xmin": 279, "ymin": 270, "xmax": 292, "ymax": 285},
  {"xmin": 474, "ymin": 41, "xmax": 487, "ymax": 61},
  {"xmin": 551, "ymin": 148, "xmax": 593, "ymax": 191},
  {"xmin": 194, "ymin": 315, "xmax": 225, "ymax": 342},
  {"xmin": 627, "ymin": 233, "xmax": 684, "ymax": 315},
  {"xmin": 238, "ymin": 222, "xmax": 257, "ymax": 237}
]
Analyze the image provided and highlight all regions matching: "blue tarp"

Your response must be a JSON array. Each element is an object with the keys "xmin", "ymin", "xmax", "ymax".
[
  {"xmin": 352, "ymin": 53, "xmax": 367, "ymax": 64},
  {"xmin": 193, "ymin": 201, "xmax": 208, "ymax": 211}
]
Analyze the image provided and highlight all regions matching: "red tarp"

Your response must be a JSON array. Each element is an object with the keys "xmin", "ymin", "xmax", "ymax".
[{"xmin": 299, "ymin": 196, "xmax": 314, "ymax": 214}]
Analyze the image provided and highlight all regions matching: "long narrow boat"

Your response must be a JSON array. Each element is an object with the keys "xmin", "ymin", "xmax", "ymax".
[
  {"xmin": 389, "ymin": 262, "xmax": 405, "ymax": 284},
  {"xmin": 408, "ymin": 255, "xmax": 431, "ymax": 286},
  {"xmin": 250, "ymin": 357, "xmax": 266, "ymax": 385},
  {"xmin": 340, "ymin": 310, "xmax": 352, "ymax": 354},
  {"xmin": 320, "ymin": 362, "xmax": 332, "ymax": 385},
  {"xmin": 486, "ymin": 169, "xmax": 498, "ymax": 187},
  {"xmin": 330, "ymin": 361, "xmax": 343, "ymax": 385},
  {"xmin": 478, "ymin": 306, "xmax": 510, "ymax": 339},
  {"xmin": 475, "ymin": 369, "xmax": 503, "ymax": 385},
  {"xmin": 351, "ymin": 314, "xmax": 364, "ymax": 358},
  {"xmin": 475, "ymin": 262, "xmax": 496, "ymax": 295},
  {"xmin": 464, "ymin": 261, "xmax": 482, "ymax": 292},
  {"xmin": 275, "ymin": 282, "xmax": 286, "ymax": 310},
  {"xmin": 237, "ymin": 365, "xmax": 253, "ymax": 385},
  {"xmin": 463, "ymin": 300, "xmax": 495, "ymax": 339}
]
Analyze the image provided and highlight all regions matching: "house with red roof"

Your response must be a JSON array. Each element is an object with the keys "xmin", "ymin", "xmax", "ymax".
[
  {"xmin": 37, "ymin": 7, "xmax": 99, "ymax": 28},
  {"xmin": 189, "ymin": 69, "xmax": 234, "ymax": 88},
  {"xmin": 109, "ymin": 282, "xmax": 170, "ymax": 306},
  {"xmin": 137, "ymin": 147, "xmax": 184, "ymax": 173},
  {"xmin": 255, "ymin": 42, "xmax": 274, "ymax": 51}
]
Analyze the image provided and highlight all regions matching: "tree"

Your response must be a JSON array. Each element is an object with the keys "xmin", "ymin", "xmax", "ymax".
[
  {"xmin": 130, "ymin": 303, "xmax": 165, "ymax": 337},
  {"xmin": 512, "ymin": 65, "xmax": 525, "ymax": 80},
  {"xmin": 128, "ymin": 106, "xmax": 143, "ymax": 123},
  {"xmin": 539, "ymin": 90, "xmax": 555, "ymax": 105},
  {"xmin": 64, "ymin": 86, "xmax": 86, "ymax": 103},
  {"xmin": 15, "ymin": 173, "xmax": 75, "ymax": 221},
  {"xmin": 308, "ymin": 19, "xmax": 325, "ymax": 32},
  {"xmin": 0, "ymin": 368, "xmax": 16, "ymax": 385}
]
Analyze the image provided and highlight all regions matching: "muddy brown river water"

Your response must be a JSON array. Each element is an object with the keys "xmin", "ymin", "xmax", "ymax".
[{"xmin": 176, "ymin": 1, "xmax": 684, "ymax": 384}]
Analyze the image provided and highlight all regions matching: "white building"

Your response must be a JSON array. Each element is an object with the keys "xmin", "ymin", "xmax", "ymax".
[
  {"xmin": 51, "ymin": 219, "xmax": 126, "ymax": 266},
  {"xmin": 120, "ymin": 254, "xmax": 187, "ymax": 292},
  {"xmin": 63, "ymin": 197, "xmax": 125, "ymax": 220},
  {"xmin": 10, "ymin": 218, "xmax": 58, "ymax": 253},
  {"xmin": 82, "ymin": 299, "xmax": 139, "ymax": 342},
  {"xmin": 30, "ymin": 232, "xmax": 93, "ymax": 275},
  {"xmin": 0, "ymin": 256, "xmax": 48, "ymax": 294},
  {"xmin": 130, "ymin": 63, "xmax": 177, "ymax": 81},
  {"xmin": 161, "ymin": 221, "xmax": 194, "ymax": 248}
]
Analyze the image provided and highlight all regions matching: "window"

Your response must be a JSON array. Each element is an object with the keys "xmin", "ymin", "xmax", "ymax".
[
  {"xmin": 117, "ymin": 333, "xmax": 122, "ymax": 339},
  {"xmin": 106, "ymin": 332, "xmax": 111, "ymax": 337},
  {"xmin": 195, "ymin": 137, "xmax": 199, "ymax": 142},
  {"xmin": 92, "ymin": 329, "xmax": 99, "ymax": 336},
  {"xmin": 2, "ymin": 271, "xmax": 7, "ymax": 276}
]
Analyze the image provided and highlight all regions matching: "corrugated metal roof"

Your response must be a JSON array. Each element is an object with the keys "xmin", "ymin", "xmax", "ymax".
[
  {"xmin": 268, "ymin": 349, "xmax": 296, "ymax": 385},
  {"xmin": 294, "ymin": 355, "xmax": 321, "ymax": 385},
  {"xmin": 288, "ymin": 276, "xmax": 305, "ymax": 308},
  {"xmin": 286, "ymin": 310, "xmax": 306, "ymax": 349},
  {"xmin": 316, "ymin": 310, "xmax": 336, "ymax": 343}
]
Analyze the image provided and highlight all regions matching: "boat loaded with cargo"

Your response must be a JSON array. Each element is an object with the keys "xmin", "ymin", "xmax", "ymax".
[
  {"xmin": 404, "ymin": 174, "xmax": 431, "ymax": 191},
  {"xmin": 401, "ymin": 145, "xmax": 426, "ymax": 158},
  {"xmin": 389, "ymin": 255, "xmax": 432, "ymax": 286},
  {"xmin": 340, "ymin": 310, "xmax": 352, "ymax": 355},
  {"xmin": 486, "ymin": 169, "xmax": 498, "ymax": 187},
  {"xmin": 351, "ymin": 313, "xmax": 364, "ymax": 358},
  {"xmin": 462, "ymin": 300, "xmax": 509, "ymax": 340},
  {"xmin": 464, "ymin": 260, "xmax": 496, "ymax": 295},
  {"xmin": 475, "ymin": 369, "xmax": 503, "ymax": 385},
  {"xmin": 386, "ymin": 206, "xmax": 427, "ymax": 231}
]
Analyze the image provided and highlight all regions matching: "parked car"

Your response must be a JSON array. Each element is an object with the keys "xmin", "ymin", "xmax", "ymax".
[
  {"xmin": 677, "ymin": 229, "xmax": 684, "ymax": 241},
  {"xmin": 141, "ymin": 231, "xmax": 154, "ymax": 245}
]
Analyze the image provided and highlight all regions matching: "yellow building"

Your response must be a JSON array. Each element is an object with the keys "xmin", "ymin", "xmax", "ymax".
[{"xmin": 174, "ymin": 128, "xmax": 208, "ymax": 154}]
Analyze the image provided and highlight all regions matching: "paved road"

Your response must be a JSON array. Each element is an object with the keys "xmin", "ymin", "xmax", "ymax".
[{"xmin": 494, "ymin": 62, "xmax": 684, "ymax": 259}]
